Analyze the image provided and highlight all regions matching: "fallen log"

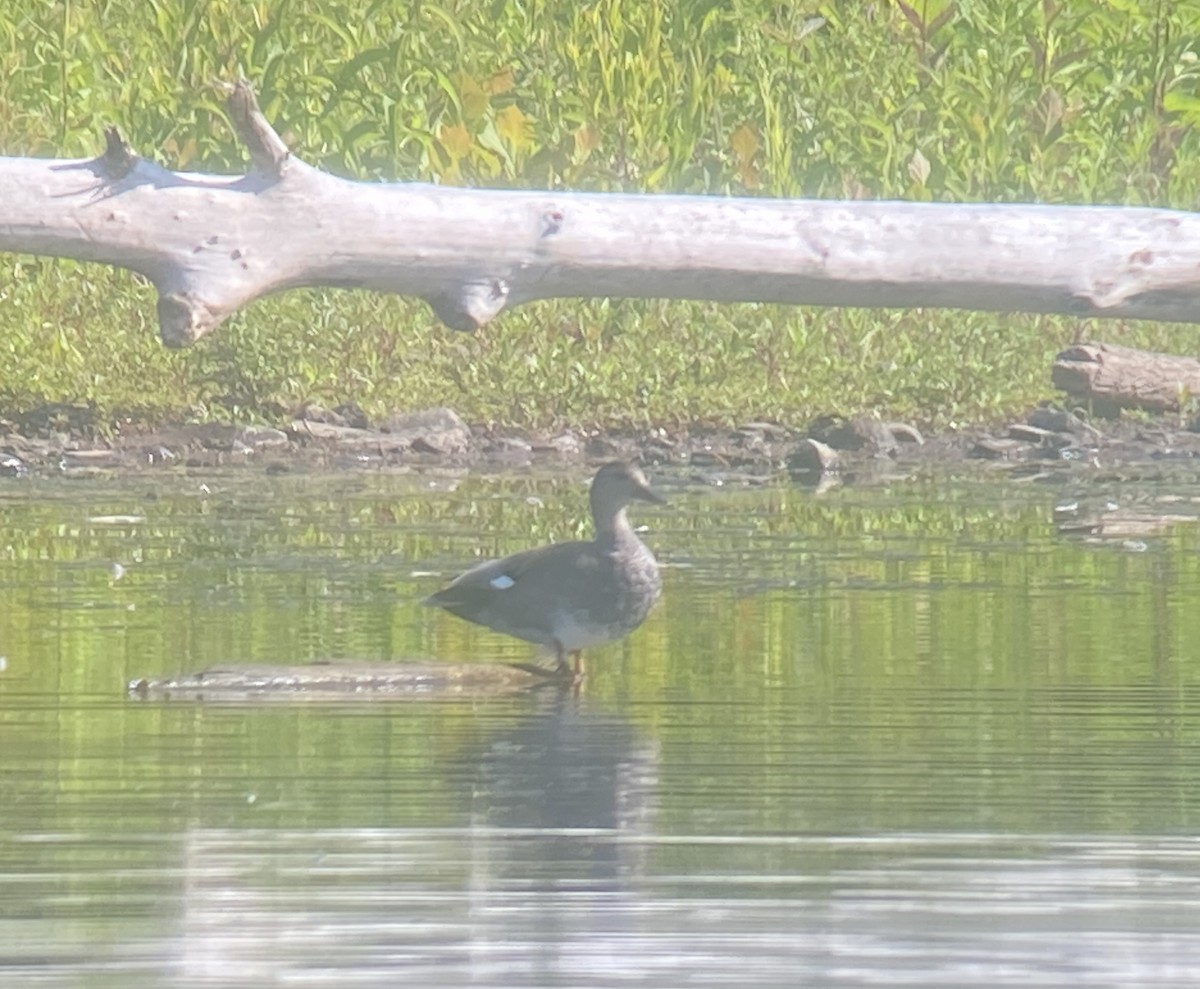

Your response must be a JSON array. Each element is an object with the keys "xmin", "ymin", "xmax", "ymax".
[
  {"xmin": 6, "ymin": 81, "xmax": 1200, "ymax": 347},
  {"xmin": 1051, "ymin": 341, "xmax": 1200, "ymax": 413},
  {"xmin": 128, "ymin": 662, "xmax": 558, "ymax": 702},
  {"xmin": 1057, "ymin": 507, "xmax": 1198, "ymax": 541}
]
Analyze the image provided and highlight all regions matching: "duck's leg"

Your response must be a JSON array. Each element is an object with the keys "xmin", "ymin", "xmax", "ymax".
[{"xmin": 553, "ymin": 640, "xmax": 573, "ymax": 678}]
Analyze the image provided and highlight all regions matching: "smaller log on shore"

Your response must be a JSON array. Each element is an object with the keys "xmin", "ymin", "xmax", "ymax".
[
  {"xmin": 129, "ymin": 662, "xmax": 556, "ymax": 703},
  {"xmin": 1052, "ymin": 341, "xmax": 1200, "ymax": 413}
]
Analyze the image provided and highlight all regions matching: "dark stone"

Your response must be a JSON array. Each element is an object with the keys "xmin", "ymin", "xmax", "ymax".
[
  {"xmin": 334, "ymin": 402, "xmax": 370, "ymax": 430},
  {"xmin": 737, "ymin": 421, "xmax": 793, "ymax": 442},
  {"xmin": 1027, "ymin": 405, "xmax": 1100, "ymax": 438},
  {"xmin": 688, "ymin": 448, "xmax": 731, "ymax": 468},
  {"xmin": 808, "ymin": 414, "xmax": 901, "ymax": 455},
  {"xmin": 787, "ymin": 438, "xmax": 840, "ymax": 474},
  {"xmin": 15, "ymin": 403, "xmax": 98, "ymax": 438},
  {"xmin": 295, "ymin": 402, "xmax": 348, "ymax": 427},
  {"xmin": 238, "ymin": 426, "xmax": 289, "ymax": 449},
  {"xmin": 808, "ymin": 414, "xmax": 868, "ymax": 450},
  {"xmin": 1008, "ymin": 423, "xmax": 1068, "ymax": 445},
  {"xmin": 969, "ymin": 438, "xmax": 1026, "ymax": 460},
  {"xmin": 487, "ymin": 435, "xmax": 533, "ymax": 455},
  {"xmin": 585, "ymin": 435, "xmax": 621, "ymax": 458},
  {"xmin": 380, "ymin": 407, "xmax": 471, "ymax": 455},
  {"xmin": 288, "ymin": 420, "xmax": 382, "ymax": 446}
]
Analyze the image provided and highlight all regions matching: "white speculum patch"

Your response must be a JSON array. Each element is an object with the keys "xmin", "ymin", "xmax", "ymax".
[{"xmin": 489, "ymin": 574, "xmax": 516, "ymax": 590}]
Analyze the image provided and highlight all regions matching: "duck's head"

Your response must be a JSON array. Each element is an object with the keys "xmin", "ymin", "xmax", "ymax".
[{"xmin": 590, "ymin": 461, "xmax": 665, "ymax": 516}]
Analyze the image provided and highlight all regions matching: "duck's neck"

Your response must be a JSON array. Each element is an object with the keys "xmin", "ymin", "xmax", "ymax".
[{"xmin": 593, "ymin": 505, "xmax": 636, "ymax": 547}]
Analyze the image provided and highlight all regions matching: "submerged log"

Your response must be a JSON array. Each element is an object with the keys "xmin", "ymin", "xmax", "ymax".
[
  {"xmin": 6, "ymin": 81, "xmax": 1200, "ymax": 347},
  {"xmin": 129, "ymin": 662, "xmax": 558, "ymax": 702},
  {"xmin": 1051, "ymin": 341, "xmax": 1200, "ymax": 413}
]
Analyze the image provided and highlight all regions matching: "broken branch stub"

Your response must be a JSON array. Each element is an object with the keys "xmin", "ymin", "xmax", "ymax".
[
  {"xmin": 6, "ymin": 80, "xmax": 1200, "ymax": 347},
  {"xmin": 224, "ymin": 79, "xmax": 290, "ymax": 178}
]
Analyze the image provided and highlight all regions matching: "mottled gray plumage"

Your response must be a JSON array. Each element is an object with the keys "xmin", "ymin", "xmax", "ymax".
[{"xmin": 425, "ymin": 462, "xmax": 664, "ymax": 676}]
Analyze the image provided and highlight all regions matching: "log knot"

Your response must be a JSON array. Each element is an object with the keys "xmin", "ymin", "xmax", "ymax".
[
  {"xmin": 99, "ymin": 127, "xmax": 138, "ymax": 180},
  {"xmin": 157, "ymin": 292, "xmax": 222, "ymax": 349},
  {"xmin": 429, "ymin": 278, "xmax": 510, "ymax": 332}
]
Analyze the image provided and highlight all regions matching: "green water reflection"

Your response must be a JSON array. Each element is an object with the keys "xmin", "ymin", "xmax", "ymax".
[
  {"xmin": 1, "ymin": 467, "xmax": 1198, "ymax": 845},
  {"xmin": 4, "ymin": 466, "xmax": 1200, "ymax": 985}
]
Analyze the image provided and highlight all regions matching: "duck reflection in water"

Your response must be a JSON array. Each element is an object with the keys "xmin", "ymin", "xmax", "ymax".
[{"xmin": 459, "ymin": 695, "xmax": 658, "ymax": 893}]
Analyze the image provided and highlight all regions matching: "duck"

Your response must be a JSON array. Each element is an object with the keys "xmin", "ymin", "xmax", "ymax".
[{"xmin": 425, "ymin": 461, "xmax": 664, "ymax": 678}]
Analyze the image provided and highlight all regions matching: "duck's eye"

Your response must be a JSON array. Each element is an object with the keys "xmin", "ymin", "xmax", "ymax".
[{"xmin": 489, "ymin": 574, "xmax": 516, "ymax": 590}]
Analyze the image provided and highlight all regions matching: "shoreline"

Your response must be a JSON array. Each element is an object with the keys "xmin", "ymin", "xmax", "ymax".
[{"xmin": 4, "ymin": 402, "xmax": 1199, "ymax": 483}]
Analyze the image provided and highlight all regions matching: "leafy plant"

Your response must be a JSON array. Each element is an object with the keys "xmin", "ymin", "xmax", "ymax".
[{"xmin": 2, "ymin": 0, "xmax": 1200, "ymax": 431}]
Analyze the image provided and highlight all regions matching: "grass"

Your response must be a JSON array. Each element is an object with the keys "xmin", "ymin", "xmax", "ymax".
[{"xmin": 3, "ymin": 0, "xmax": 1200, "ymax": 434}]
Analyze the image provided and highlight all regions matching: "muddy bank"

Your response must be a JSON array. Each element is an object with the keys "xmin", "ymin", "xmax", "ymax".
[{"xmin": 4, "ymin": 400, "xmax": 1200, "ymax": 486}]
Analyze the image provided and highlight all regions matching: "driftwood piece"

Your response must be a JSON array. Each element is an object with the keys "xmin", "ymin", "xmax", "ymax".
[
  {"xmin": 1057, "ymin": 508, "xmax": 1197, "ymax": 541},
  {"xmin": 8, "ymin": 81, "xmax": 1200, "ymax": 347},
  {"xmin": 128, "ymin": 662, "xmax": 556, "ymax": 702},
  {"xmin": 1051, "ymin": 341, "xmax": 1200, "ymax": 412}
]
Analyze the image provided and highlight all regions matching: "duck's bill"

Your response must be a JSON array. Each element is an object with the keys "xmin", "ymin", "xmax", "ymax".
[{"xmin": 638, "ymin": 484, "xmax": 667, "ymax": 506}]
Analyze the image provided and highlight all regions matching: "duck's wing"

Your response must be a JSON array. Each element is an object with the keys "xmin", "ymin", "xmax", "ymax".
[{"xmin": 425, "ymin": 540, "xmax": 601, "ymax": 617}]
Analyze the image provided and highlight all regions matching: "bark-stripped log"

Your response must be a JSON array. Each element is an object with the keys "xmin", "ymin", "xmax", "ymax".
[
  {"xmin": 5, "ymin": 81, "xmax": 1200, "ymax": 347},
  {"xmin": 128, "ymin": 662, "xmax": 557, "ymax": 702}
]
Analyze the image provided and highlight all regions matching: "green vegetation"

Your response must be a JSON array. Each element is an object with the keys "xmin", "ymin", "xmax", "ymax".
[{"xmin": 3, "ymin": 0, "xmax": 1200, "ymax": 431}]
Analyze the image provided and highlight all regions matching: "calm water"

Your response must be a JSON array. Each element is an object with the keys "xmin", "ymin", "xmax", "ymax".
[{"xmin": 2, "ymin": 462, "xmax": 1200, "ymax": 987}]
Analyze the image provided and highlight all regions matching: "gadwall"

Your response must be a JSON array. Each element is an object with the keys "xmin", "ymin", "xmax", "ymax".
[{"xmin": 425, "ymin": 461, "xmax": 664, "ymax": 677}]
